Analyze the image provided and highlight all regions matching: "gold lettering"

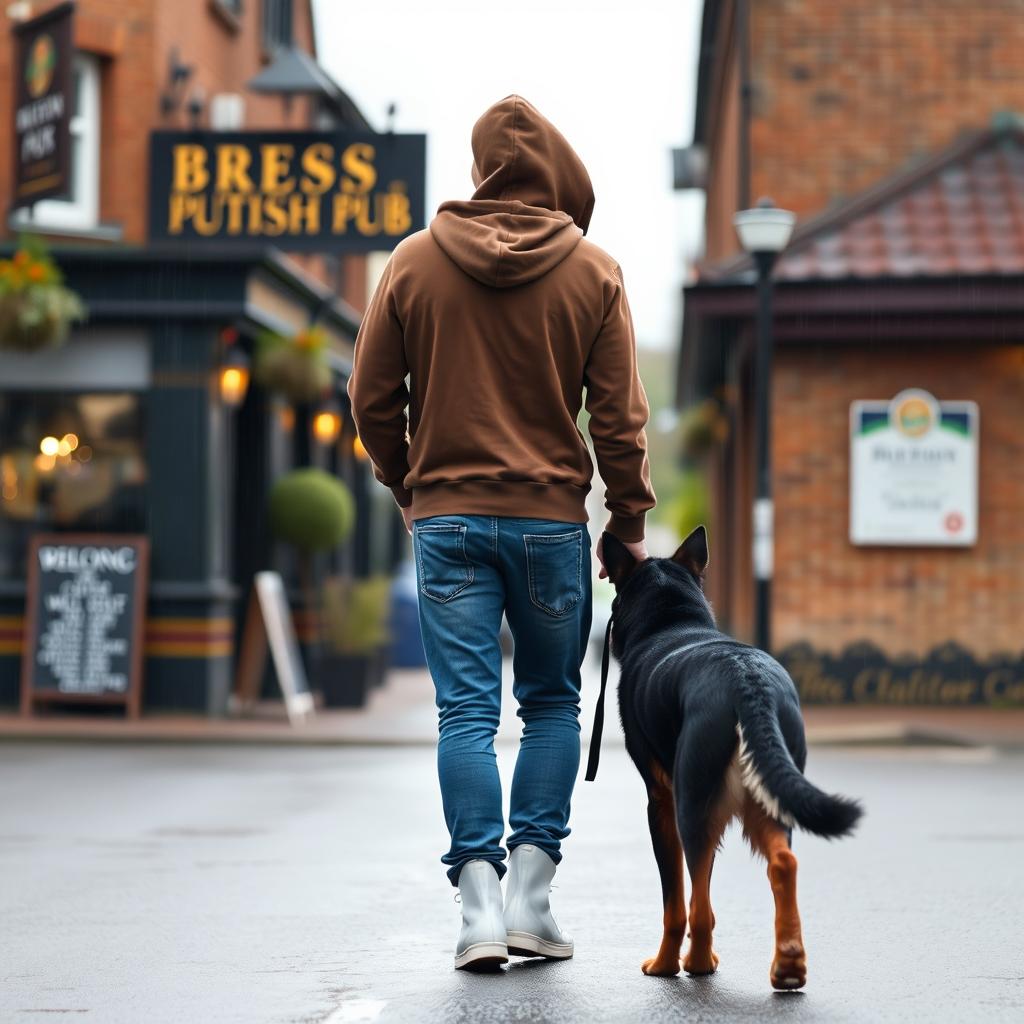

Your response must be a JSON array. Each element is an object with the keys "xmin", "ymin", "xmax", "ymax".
[
  {"xmin": 224, "ymin": 193, "xmax": 248, "ymax": 235},
  {"xmin": 190, "ymin": 196, "xmax": 223, "ymax": 236},
  {"xmin": 216, "ymin": 145, "xmax": 254, "ymax": 192},
  {"xmin": 300, "ymin": 142, "xmax": 336, "ymax": 194},
  {"xmin": 288, "ymin": 193, "xmax": 320, "ymax": 234},
  {"xmin": 172, "ymin": 145, "xmax": 209, "ymax": 192},
  {"xmin": 167, "ymin": 194, "xmax": 193, "ymax": 234},
  {"xmin": 261, "ymin": 144, "xmax": 296, "ymax": 194},
  {"xmin": 355, "ymin": 195, "xmax": 382, "ymax": 236},
  {"xmin": 332, "ymin": 193, "xmax": 358, "ymax": 233},
  {"xmin": 247, "ymin": 195, "xmax": 263, "ymax": 235},
  {"xmin": 262, "ymin": 195, "xmax": 289, "ymax": 235},
  {"xmin": 382, "ymin": 181, "xmax": 412, "ymax": 235},
  {"xmin": 341, "ymin": 142, "xmax": 377, "ymax": 193}
]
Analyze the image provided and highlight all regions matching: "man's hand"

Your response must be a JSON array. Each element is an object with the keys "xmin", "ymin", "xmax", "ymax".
[
  {"xmin": 596, "ymin": 534, "xmax": 649, "ymax": 580},
  {"xmin": 401, "ymin": 505, "xmax": 414, "ymax": 535}
]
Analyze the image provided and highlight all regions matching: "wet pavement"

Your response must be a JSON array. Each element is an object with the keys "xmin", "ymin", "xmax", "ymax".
[{"xmin": 2, "ymin": 740, "xmax": 1023, "ymax": 1023}]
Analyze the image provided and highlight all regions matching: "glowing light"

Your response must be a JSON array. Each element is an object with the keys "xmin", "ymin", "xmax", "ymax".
[
  {"xmin": 77, "ymin": 445, "xmax": 93, "ymax": 462},
  {"xmin": 353, "ymin": 435, "xmax": 369, "ymax": 461},
  {"xmin": 278, "ymin": 405, "xmax": 295, "ymax": 432},
  {"xmin": 39, "ymin": 436, "xmax": 59, "ymax": 456},
  {"xmin": 63, "ymin": 433, "xmax": 79, "ymax": 451},
  {"xmin": 312, "ymin": 404, "xmax": 342, "ymax": 445},
  {"xmin": 219, "ymin": 363, "xmax": 250, "ymax": 407},
  {"xmin": 34, "ymin": 453, "xmax": 56, "ymax": 472}
]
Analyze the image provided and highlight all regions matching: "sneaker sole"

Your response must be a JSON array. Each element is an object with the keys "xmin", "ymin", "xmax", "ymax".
[
  {"xmin": 454, "ymin": 941, "xmax": 508, "ymax": 971},
  {"xmin": 506, "ymin": 931, "xmax": 574, "ymax": 959}
]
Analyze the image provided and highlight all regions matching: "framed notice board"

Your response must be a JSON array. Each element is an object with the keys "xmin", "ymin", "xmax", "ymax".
[{"xmin": 20, "ymin": 534, "xmax": 150, "ymax": 718}]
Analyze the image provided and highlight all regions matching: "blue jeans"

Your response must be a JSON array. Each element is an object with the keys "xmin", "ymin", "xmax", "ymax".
[{"xmin": 413, "ymin": 514, "xmax": 593, "ymax": 886}]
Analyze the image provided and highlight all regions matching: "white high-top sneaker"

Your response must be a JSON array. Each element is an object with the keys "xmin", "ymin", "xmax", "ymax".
[
  {"xmin": 454, "ymin": 860, "xmax": 508, "ymax": 971},
  {"xmin": 503, "ymin": 844, "xmax": 574, "ymax": 959}
]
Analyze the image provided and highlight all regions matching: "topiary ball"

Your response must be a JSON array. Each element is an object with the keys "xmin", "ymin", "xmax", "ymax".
[{"xmin": 269, "ymin": 468, "xmax": 355, "ymax": 553}]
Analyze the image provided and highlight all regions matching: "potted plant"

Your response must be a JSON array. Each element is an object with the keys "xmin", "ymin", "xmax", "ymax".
[
  {"xmin": 268, "ymin": 467, "xmax": 356, "ymax": 696},
  {"xmin": 254, "ymin": 324, "xmax": 332, "ymax": 404},
  {"xmin": 319, "ymin": 575, "xmax": 392, "ymax": 707},
  {"xmin": 0, "ymin": 237, "xmax": 85, "ymax": 351}
]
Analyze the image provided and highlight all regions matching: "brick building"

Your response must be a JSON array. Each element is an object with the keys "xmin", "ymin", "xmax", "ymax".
[
  {"xmin": 0, "ymin": 1, "xmax": 410, "ymax": 714},
  {"xmin": 676, "ymin": 0, "xmax": 1024, "ymax": 706}
]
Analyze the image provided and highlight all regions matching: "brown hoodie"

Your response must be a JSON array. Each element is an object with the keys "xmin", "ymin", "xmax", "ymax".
[{"xmin": 348, "ymin": 95, "xmax": 655, "ymax": 542}]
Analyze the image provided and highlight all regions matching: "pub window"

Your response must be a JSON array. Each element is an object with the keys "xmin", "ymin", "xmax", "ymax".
[
  {"xmin": 0, "ymin": 392, "xmax": 147, "ymax": 581},
  {"xmin": 12, "ymin": 54, "xmax": 100, "ymax": 231},
  {"xmin": 262, "ymin": 0, "xmax": 294, "ymax": 52}
]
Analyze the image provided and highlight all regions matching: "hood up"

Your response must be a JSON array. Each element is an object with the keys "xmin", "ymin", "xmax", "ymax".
[{"xmin": 430, "ymin": 95, "xmax": 596, "ymax": 288}]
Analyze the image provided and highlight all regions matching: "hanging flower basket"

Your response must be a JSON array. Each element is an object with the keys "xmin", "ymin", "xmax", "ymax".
[
  {"xmin": 254, "ymin": 324, "xmax": 332, "ymax": 404},
  {"xmin": 0, "ymin": 238, "xmax": 86, "ymax": 351}
]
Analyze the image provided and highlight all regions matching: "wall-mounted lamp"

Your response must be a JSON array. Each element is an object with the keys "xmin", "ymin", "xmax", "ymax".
[
  {"xmin": 312, "ymin": 398, "xmax": 343, "ymax": 446},
  {"xmin": 160, "ymin": 47, "xmax": 194, "ymax": 118},
  {"xmin": 219, "ymin": 347, "xmax": 251, "ymax": 408}
]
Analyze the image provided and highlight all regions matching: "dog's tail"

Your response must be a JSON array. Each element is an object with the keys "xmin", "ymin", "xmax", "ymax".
[{"xmin": 734, "ymin": 664, "xmax": 862, "ymax": 839}]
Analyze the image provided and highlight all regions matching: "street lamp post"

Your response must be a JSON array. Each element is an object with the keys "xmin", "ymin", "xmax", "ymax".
[{"xmin": 733, "ymin": 198, "xmax": 795, "ymax": 653}]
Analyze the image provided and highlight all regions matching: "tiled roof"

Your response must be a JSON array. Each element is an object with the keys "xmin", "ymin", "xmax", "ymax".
[{"xmin": 705, "ymin": 116, "xmax": 1024, "ymax": 283}]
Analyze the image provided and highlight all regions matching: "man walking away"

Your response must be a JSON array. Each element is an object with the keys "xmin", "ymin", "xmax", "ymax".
[{"xmin": 349, "ymin": 94, "xmax": 655, "ymax": 970}]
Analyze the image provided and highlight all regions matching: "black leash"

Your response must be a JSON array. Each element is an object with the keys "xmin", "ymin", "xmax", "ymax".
[{"xmin": 584, "ymin": 611, "xmax": 614, "ymax": 782}]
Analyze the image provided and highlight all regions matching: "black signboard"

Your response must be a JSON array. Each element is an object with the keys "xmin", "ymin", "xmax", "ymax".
[
  {"xmin": 12, "ymin": 2, "xmax": 74, "ymax": 206},
  {"xmin": 148, "ymin": 130, "xmax": 426, "ymax": 252},
  {"xmin": 20, "ymin": 534, "xmax": 149, "ymax": 718}
]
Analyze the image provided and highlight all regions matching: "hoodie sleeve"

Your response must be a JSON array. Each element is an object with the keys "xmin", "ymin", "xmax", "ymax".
[
  {"xmin": 347, "ymin": 258, "xmax": 413, "ymax": 508},
  {"xmin": 583, "ymin": 264, "xmax": 656, "ymax": 542}
]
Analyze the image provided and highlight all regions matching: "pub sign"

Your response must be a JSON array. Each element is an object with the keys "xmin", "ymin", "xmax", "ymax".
[
  {"xmin": 149, "ymin": 131, "xmax": 426, "ymax": 252},
  {"xmin": 12, "ymin": 2, "xmax": 74, "ymax": 206},
  {"xmin": 850, "ymin": 389, "xmax": 979, "ymax": 546}
]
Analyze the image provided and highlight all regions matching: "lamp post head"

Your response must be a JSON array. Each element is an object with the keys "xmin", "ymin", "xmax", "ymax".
[{"xmin": 733, "ymin": 197, "xmax": 796, "ymax": 256}]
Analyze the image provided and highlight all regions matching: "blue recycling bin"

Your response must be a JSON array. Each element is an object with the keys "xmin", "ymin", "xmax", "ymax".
[{"xmin": 388, "ymin": 559, "xmax": 427, "ymax": 668}]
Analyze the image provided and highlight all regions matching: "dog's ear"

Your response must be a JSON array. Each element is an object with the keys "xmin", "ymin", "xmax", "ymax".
[
  {"xmin": 601, "ymin": 531, "xmax": 641, "ymax": 589},
  {"xmin": 671, "ymin": 525, "xmax": 709, "ymax": 580}
]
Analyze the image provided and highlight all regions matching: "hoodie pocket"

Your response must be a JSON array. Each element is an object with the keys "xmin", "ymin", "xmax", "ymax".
[
  {"xmin": 524, "ymin": 529, "xmax": 583, "ymax": 617},
  {"xmin": 414, "ymin": 523, "xmax": 474, "ymax": 603}
]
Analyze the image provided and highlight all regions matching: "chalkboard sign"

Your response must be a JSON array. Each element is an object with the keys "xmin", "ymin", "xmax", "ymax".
[
  {"xmin": 20, "ymin": 534, "xmax": 149, "ymax": 718},
  {"xmin": 232, "ymin": 571, "xmax": 315, "ymax": 725}
]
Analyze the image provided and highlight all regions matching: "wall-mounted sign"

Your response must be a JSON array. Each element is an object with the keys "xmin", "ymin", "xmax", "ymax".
[
  {"xmin": 850, "ymin": 389, "xmax": 978, "ymax": 546},
  {"xmin": 20, "ymin": 534, "xmax": 149, "ymax": 718},
  {"xmin": 148, "ymin": 131, "xmax": 426, "ymax": 252},
  {"xmin": 12, "ymin": 2, "xmax": 74, "ymax": 206}
]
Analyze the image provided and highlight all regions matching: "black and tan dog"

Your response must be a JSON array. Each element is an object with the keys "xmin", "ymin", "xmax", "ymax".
[{"xmin": 600, "ymin": 527, "xmax": 862, "ymax": 990}]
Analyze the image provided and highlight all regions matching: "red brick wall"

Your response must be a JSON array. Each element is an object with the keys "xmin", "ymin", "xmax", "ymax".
[
  {"xmin": 772, "ymin": 344, "xmax": 1024, "ymax": 658},
  {"xmin": 750, "ymin": 0, "xmax": 1024, "ymax": 220},
  {"xmin": 0, "ymin": 0, "xmax": 358, "ymax": 294}
]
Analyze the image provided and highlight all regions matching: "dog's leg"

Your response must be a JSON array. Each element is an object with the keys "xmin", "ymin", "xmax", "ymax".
[
  {"xmin": 640, "ymin": 766, "xmax": 686, "ymax": 977},
  {"xmin": 681, "ymin": 841, "xmax": 720, "ymax": 976},
  {"xmin": 744, "ymin": 800, "xmax": 807, "ymax": 991}
]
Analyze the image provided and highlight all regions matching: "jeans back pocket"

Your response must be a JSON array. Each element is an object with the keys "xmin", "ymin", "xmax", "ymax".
[
  {"xmin": 414, "ymin": 523, "xmax": 474, "ymax": 603},
  {"xmin": 524, "ymin": 529, "xmax": 583, "ymax": 617}
]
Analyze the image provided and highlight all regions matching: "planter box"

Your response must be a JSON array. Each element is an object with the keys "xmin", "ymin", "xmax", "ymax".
[{"xmin": 316, "ymin": 652, "xmax": 373, "ymax": 708}]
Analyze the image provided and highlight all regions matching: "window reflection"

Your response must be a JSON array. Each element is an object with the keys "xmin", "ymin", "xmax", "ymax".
[{"xmin": 0, "ymin": 392, "xmax": 146, "ymax": 578}]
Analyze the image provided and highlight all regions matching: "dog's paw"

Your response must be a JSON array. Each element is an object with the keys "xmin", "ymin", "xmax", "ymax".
[
  {"xmin": 641, "ymin": 955, "xmax": 682, "ymax": 976},
  {"xmin": 770, "ymin": 939, "xmax": 806, "ymax": 991},
  {"xmin": 682, "ymin": 947, "xmax": 719, "ymax": 975}
]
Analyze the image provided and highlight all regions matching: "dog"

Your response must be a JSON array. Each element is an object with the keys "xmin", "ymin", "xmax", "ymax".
[{"xmin": 599, "ymin": 526, "xmax": 863, "ymax": 990}]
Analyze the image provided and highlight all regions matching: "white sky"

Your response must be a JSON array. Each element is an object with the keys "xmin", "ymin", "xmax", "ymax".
[{"xmin": 313, "ymin": 0, "xmax": 706, "ymax": 350}]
